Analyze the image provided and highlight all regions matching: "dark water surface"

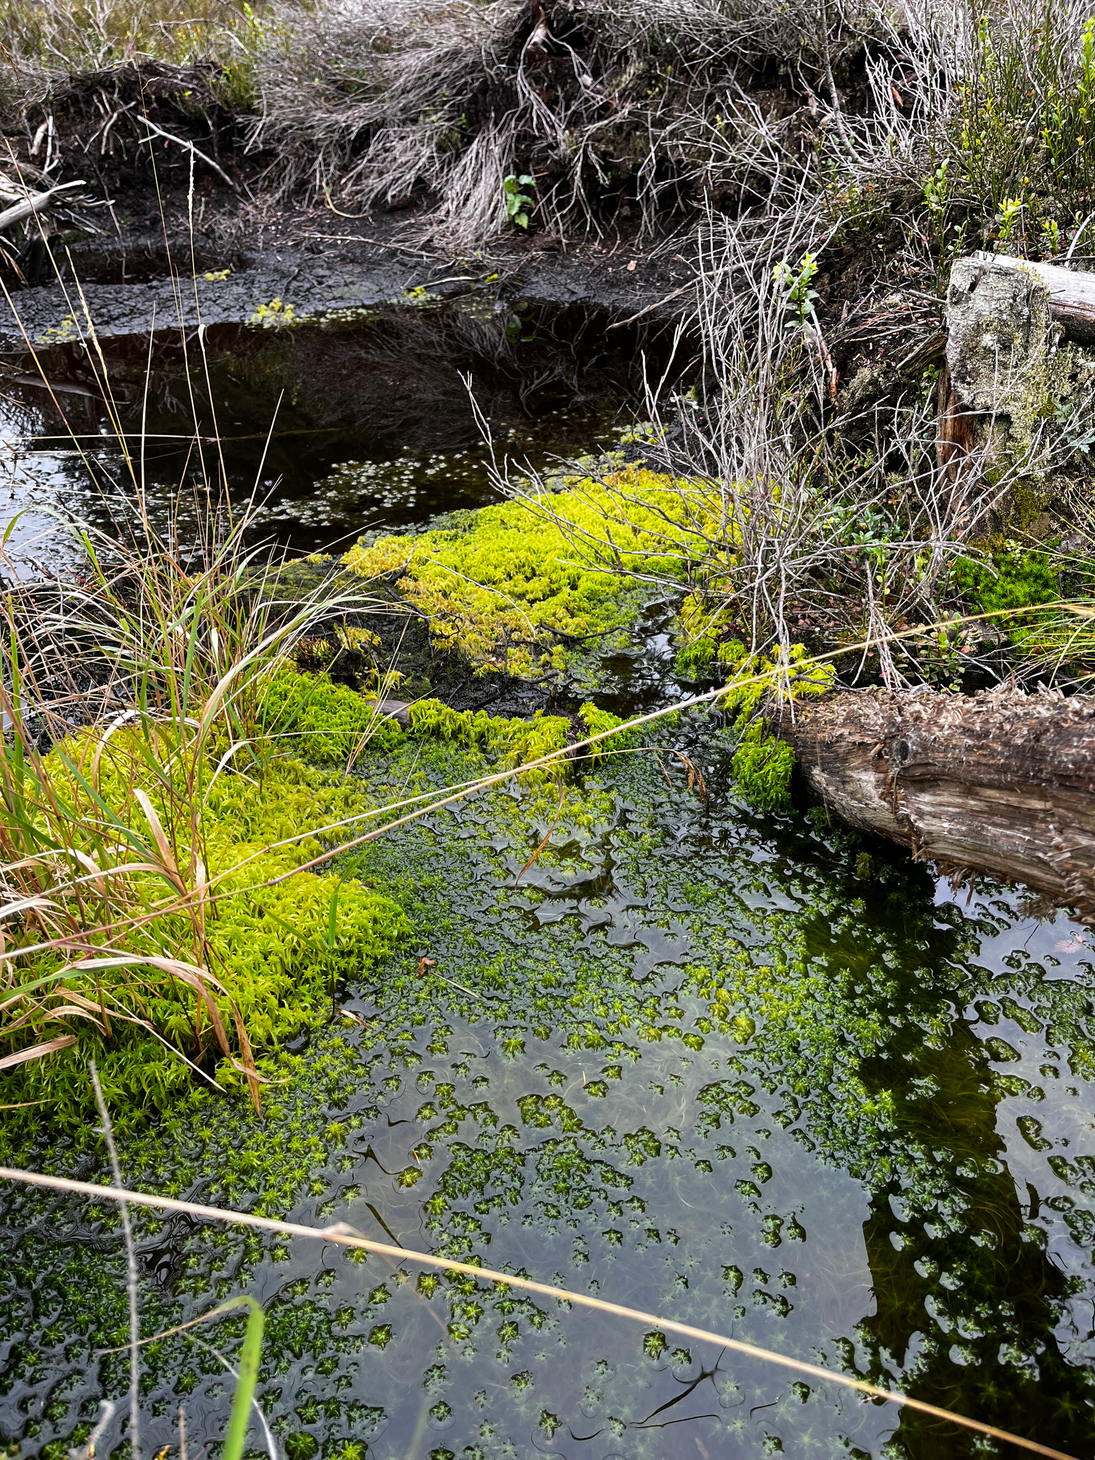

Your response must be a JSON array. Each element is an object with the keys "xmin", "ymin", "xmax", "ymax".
[
  {"xmin": 2, "ymin": 733, "xmax": 1094, "ymax": 1460},
  {"xmin": 0, "ymin": 296, "xmax": 657, "ymax": 571},
  {"xmin": 0, "ymin": 298, "xmax": 1093, "ymax": 1459}
]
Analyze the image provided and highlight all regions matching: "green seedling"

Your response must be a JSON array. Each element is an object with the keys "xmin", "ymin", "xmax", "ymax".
[
  {"xmin": 503, "ymin": 173, "xmax": 536, "ymax": 229},
  {"xmin": 773, "ymin": 253, "xmax": 819, "ymax": 329}
]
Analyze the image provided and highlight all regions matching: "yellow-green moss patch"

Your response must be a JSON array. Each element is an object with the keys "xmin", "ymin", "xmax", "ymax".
[{"xmin": 342, "ymin": 467, "xmax": 727, "ymax": 679}]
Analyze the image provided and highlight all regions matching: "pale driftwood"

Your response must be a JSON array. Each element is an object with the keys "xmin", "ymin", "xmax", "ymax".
[
  {"xmin": 991, "ymin": 252, "xmax": 1095, "ymax": 345},
  {"xmin": 0, "ymin": 180, "xmax": 84, "ymax": 235},
  {"xmin": 768, "ymin": 687, "xmax": 1095, "ymax": 915}
]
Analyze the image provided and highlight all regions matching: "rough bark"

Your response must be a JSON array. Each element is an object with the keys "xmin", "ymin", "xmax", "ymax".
[
  {"xmin": 990, "ymin": 254, "xmax": 1095, "ymax": 346},
  {"xmin": 948, "ymin": 251, "xmax": 1095, "ymax": 357},
  {"xmin": 768, "ymin": 687, "xmax": 1095, "ymax": 916}
]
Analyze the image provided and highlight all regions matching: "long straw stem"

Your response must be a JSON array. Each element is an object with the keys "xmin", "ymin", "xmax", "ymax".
[
  {"xmin": 0, "ymin": 1165, "xmax": 1077, "ymax": 1460},
  {"xmin": 86, "ymin": 1065, "xmax": 141, "ymax": 1460}
]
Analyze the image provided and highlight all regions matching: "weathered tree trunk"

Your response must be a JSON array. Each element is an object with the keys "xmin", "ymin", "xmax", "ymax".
[
  {"xmin": 768, "ymin": 688, "xmax": 1095, "ymax": 916},
  {"xmin": 939, "ymin": 253, "xmax": 1095, "ymax": 527},
  {"xmin": 972, "ymin": 253, "xmax": 1095, "ymax": 345}
]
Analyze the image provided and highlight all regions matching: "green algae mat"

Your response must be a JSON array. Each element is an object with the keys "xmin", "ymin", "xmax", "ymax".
[{"xmin": 2, "ymin": 727, "xmax": 1094, "ymax": 1459}]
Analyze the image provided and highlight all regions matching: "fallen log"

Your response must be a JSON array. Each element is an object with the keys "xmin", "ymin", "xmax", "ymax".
[{"xmin": 768, "ymin": 687, "xmax": 1095, "ymax": 916}]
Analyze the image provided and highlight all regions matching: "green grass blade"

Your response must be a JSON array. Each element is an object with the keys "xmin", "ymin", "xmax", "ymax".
[
  {"xmin": 326, "ymin": 881, "xmax": 340, "ymax": 951},
  {"xmin": 221, "ymin": 1296, "xmax": 264, "ymax": 1460},
  {"xmin": 0, "ymin": 968, "xmax": 83, "ymax": 1001}
]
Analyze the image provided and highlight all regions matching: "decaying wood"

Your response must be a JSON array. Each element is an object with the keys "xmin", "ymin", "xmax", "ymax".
[
  {"xmin": 959, "ymin": 252, "xmax": 1095, "ymax": 346},
  {"xmin": 376, "ymin": 698, "xmax": 411, "ymax": 726},
  {"xmin": 0, "ymin": 180, "xmax": 84, "ymax": 235},
  {"xmin": 768, "ymin": 687, "xmax": 1095, "ymax": 916},
  {"xmin": 939, "ymin": 252, "xmax": 1095, "ymax": 506}
]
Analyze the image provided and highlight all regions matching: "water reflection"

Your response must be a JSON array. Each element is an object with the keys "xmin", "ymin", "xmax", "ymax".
[
  {"xmin": 2, "ymin": 737, "xmax": 1093, "ymax": 1458},
  {"xmin": 0, "ymin": 301, "xmax": 656, "ymax": 572}
]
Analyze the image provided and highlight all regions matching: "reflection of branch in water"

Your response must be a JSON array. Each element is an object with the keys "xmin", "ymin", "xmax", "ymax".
[
  {"xmin": 634, "ymin": 1349, "xmax": 740, "ymax": 1431},
  {"xmin": 855, "ymin": 995, "xmax": 1086, "ymax": 1453}
]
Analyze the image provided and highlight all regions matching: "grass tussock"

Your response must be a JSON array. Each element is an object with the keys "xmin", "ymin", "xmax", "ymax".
[
  {"xmin": 243, "ymin": 0, "xmax": 1095, "ymax": 250},
  {"xmin": 0, "ymin": 485, "xmax": 423, "ymax": 1133},
  {"xmin": 4, "ymin": 0, "xmax": 1095, "ymax": 261},
  {"xmin": 248, "ymin": 0, "xmax": 852, "ymax": 244}
]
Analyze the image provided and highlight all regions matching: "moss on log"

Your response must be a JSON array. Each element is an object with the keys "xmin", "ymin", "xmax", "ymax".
[{"xmin": 768, "ymin": 687, "xmax": 1095, "ymax": 916}]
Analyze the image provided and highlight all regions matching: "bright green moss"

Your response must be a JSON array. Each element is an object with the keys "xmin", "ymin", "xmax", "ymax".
[
  {"xmin": 955, "ymin": 541, "xmax": 1060, "ymax": 616},
  {"xmin": 405, "ymin": 699, "xmax": 571, "ymax": 777},
  {"xmin": 261, "ymin": 663, "xmax": 406, "ymax": 763},
  {"xmin": 0, "ymin": 730, "xmax": 411, "ymax": 1144},
  {"xmin": 342, "ymin": 467, "xmax": 726, "ymax": 679},
  {"xmin": 718, "ymin": 646, "xmax": 835, "ymax": 811},
  {"xmin": 0, "ymin": 672, "xmax": 591, "ymax": 1144},
  {"xmin": 265, "ymin": 667, "xmax": 572, "ymax": 780},
  {"xmin": 730, "ymin": 721, "xmax": 797, "ymax": 811},
  {"xmin": 674, "ymin": 597, "xmax": 750, "ymax": 678},
  {"xmin": 953, "ymin": 540, "xmax": 1095, "ymax": 663}
]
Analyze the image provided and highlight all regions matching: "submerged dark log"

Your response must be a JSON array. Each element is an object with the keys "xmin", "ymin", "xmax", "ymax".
[{"xmin": 769, "ymin": 688, "xmax": 1095, "ymax": 916}]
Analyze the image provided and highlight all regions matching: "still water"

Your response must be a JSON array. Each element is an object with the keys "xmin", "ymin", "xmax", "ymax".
[
  {"xmin": 0, "ymin": 299, "xmax": 1092, "ymax": 1460},
  {"xmin": 2, "ymin": 731, "xmax": 1093, "ymax": 1459},
  {"xmin": 0, "ymin": 298, "xmax": 653, "ymax": 573}
]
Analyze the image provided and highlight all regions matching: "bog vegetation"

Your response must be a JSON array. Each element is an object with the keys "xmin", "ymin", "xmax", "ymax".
[
  {"xmin": 0, "ymin": 0, "xmax": 1094, "ymax": 1454},
  {"xmin": 1, "ymin": 0, "xmax": 1095, "ymax": 1187}
]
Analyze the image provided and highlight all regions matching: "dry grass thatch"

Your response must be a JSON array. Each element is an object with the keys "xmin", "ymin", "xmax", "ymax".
[{"xmin": 248, "ymin": 0, "xmax": 877, "ymax": 246}]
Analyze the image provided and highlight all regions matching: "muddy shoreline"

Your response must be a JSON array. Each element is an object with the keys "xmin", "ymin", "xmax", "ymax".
[{"xmin": 1, "ymin": 209, "xmax": 696, "ymax": 346}]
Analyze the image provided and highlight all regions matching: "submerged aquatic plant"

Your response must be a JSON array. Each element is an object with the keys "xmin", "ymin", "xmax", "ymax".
[{"xmin": 0, "ymin": 1163, "xmax": 1074, "ymax": 1460}]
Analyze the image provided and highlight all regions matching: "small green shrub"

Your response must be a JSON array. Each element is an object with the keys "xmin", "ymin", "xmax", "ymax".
[
  {"xmin": 936, "ymin": 4, "xmax": 1095, "ymax": 250},
  {"xmin": 503, "ymin": 173, "xmax": 536, "ymax": 229}
]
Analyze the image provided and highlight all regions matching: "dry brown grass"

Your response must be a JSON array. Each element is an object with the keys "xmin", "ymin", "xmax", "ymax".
[{"xmin": 247, "ymin": 0, "xmax": 867, "ymax": 247}]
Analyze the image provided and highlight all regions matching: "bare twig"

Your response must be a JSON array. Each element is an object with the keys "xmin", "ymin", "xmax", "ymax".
[
  {"xmin": 68, "ymin": 1399, "xmax": 116, "ymax": 1460},
  {"xmin": 138, "ymin": 119, "xmax": 242, "ymax": 196}
]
